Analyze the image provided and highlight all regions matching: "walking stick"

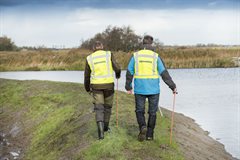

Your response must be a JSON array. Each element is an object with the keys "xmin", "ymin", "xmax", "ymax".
[
  {"xmin": 158, "ymin": 106, "xmax": 163, "ymax": 117},
  {"xmin": 170, "ymin": 92, "xmax": 176, "ymax": 144},
  {"xmin": 116, "ymin": 79, "xmax": 119, "ymax": 128},
  {"xmin": 158, "ymin": 94, "xmax": 163, "ymax": 117}
]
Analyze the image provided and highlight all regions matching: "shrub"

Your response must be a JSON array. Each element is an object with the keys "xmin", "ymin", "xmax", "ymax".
[{"xmin": 0, "ymin": 36, "xmax": 18, "ymax": 51}]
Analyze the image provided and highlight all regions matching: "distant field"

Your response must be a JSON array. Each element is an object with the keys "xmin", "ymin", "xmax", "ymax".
[
  {"xmin": 0, "ymin": 47, "xmax": 239, "ymax": 71},
  {"xmin": 115, "ymin": 47, "xmax": 240, "ymax": 69}
]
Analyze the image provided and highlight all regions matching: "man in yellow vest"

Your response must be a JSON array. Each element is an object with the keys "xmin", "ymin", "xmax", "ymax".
[
  {"xmin": 84, "ymin": 41, "xmax": 121, "ymax": 140},
  {"xmin": 125, "ymin": 35, "xmax": 177, "ymax": 141}
]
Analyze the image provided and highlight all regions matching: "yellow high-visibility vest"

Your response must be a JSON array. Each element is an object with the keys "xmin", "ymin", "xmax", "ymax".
[
  {"xmin": 134, "ymin": 49, "xmax": 159, "ymax": 79},
  {"xmin": 87, "ymin": 50, "xmax": 114, "ymax": 84}
]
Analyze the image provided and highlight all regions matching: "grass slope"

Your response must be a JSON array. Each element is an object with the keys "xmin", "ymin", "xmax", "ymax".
[{"xmin": 0, "ymin": 79, "xmax": 184, "ymax": 160}]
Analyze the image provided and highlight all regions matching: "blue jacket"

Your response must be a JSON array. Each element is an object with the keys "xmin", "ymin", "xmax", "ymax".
[{"xmin": 125, "ymin": 49, "xmax": 176, "ymax": 95}]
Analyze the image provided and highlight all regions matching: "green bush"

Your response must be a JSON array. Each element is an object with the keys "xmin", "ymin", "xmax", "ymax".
[{"xmin": 0, "ymin": 36, "xmax": 18, "ymax": 51}]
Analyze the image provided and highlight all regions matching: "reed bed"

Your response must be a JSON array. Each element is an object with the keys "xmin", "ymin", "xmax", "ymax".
[{"xmin": 0, "ymin": 47, "xmax": 239, "ymax": 71}]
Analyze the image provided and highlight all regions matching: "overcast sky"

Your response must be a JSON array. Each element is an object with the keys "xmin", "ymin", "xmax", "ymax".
[{"xmin": 0, "ymin": 0, "xmax": 239, "ymax": 47}]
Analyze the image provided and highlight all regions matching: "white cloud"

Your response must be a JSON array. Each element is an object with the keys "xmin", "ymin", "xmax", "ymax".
[{"xmin": 1, "ymin": 7, "xmax": 239, "ymax": 47}]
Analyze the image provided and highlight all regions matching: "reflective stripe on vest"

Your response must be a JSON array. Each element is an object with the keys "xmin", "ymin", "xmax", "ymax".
[
  {"xmin": 87, "ymin": 50, "xmax": 114, "ymax": 84},
  {"xmin": 134, "ymin": 50, "xmax": 159, "ymax": 79}
]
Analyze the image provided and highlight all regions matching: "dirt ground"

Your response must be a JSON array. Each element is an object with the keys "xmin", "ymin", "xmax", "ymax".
[{"xmin": 162, "ymin": 108, "xmax": 238, "ymax": 160}]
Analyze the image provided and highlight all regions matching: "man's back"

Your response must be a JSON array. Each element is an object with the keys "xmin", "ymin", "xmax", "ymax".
[
  {"xmin": 87, "ymin": 50, "xmax": 114, "ymax": 84},
  {"xmin": 126, "ymin": 48, "xmax": 166, "ymax": 95}
]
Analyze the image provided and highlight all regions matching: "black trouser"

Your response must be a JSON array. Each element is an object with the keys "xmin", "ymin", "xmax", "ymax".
[{"xmin": 135, "ymin": 94, "xmax": 159, "ymax": 137}]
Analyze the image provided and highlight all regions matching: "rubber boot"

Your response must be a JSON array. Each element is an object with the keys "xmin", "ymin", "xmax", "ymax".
[
  {"xmin": 146, "ymin": 114, "xmax": 156, "ymax": 140},
  {"xmin": 136, "ymin": 112, "xmax": 147, "ymax": 141},
  {"xmin": 97, "ymin": 121, "xmax": 104, "ymax": 140},
  {"xmin": 104, "ymin": 122, "xmax": 110, "ymax": 132},
  {"xmin": 104, "ymin": 105, "xmax": 111, "ymax": 132}
]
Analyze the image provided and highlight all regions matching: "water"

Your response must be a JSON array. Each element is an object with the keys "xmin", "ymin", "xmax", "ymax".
[{"xmin": 0, "ymin": 68, "xmax": 239, "ymax": 158}]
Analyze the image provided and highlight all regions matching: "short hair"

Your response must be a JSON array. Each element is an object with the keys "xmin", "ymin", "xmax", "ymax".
[
  {"xmin": 93, "ymin": 41, "xmax": 103, "ymax": 50},
  {"xmin": 143, "ymin": 35, "xmax": 153, "ymax": 44}
]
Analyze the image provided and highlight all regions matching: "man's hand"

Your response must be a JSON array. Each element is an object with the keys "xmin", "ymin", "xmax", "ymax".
[
  {"xmin": 173, "ymin": 88, "xmax": 178, "ymax": 94},
  {"xmin": 127, "ymin": 90, "xmax": 133, "ymax": 94}
]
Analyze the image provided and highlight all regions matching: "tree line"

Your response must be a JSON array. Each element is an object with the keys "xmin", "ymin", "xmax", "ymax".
[
  {"xmin": 0, "ymin": 26, "xmax": 162, "ymax": 52},
  {"xmin": 3, "ymin": 25, "xmax": 231, "ymax": 52},
  {"xmin": 80, "ymin": 26, "xmax": 141, "ymax": 52},
  {"xmin": 80, "ymin": 26, "xmax": 164, "ymax": 52}
]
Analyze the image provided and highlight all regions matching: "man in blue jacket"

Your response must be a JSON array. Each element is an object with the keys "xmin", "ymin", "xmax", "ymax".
[{"xmin": 125, "ymin": 35, "xmax": 177, "ymax": 141}]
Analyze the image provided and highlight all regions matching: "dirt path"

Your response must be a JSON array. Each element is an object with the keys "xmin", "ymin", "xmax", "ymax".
[{"xmin": 162, "ymin": 108, "xmax": 238, "ymax": 160}]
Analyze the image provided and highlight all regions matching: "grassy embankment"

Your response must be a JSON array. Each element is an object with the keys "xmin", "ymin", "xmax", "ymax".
[
  {"xmin": 0, "ymin": 47, "xmax": 239, "ymax": 71},
  {"xmin": 0, "ymin": 79, "xmax": 184, "ymax": 160}
]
